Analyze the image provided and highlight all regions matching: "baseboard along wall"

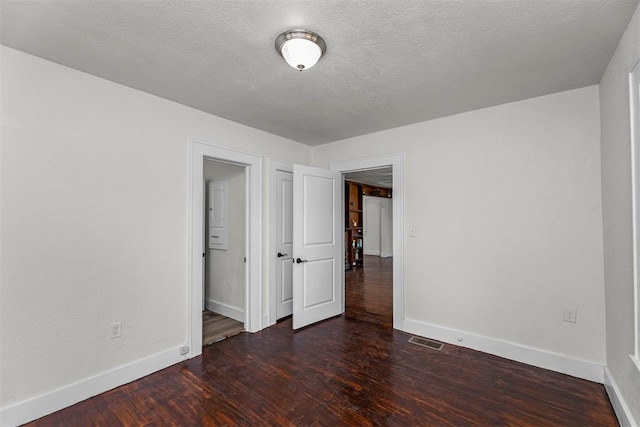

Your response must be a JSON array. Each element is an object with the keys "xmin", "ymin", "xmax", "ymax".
[
  {"xmin": 0, "ymin": 346, "xmax": 186, "ymax": 427},
  {"xmin": 604, "ymin": 367, "xmax": 638, "ymax": 427},
  {"xmin": 403, "ymin": 318, "xmax": 604, "ymax": 383},
  {"xmin": 205, "ymin": 299, "xmax": 244, "ymax": 323},
  {"xmin": 2, "ymin": 312, "xmax": 613, "ymax": 426}
]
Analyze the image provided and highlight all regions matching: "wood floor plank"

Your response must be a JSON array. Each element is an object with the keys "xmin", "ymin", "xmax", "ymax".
[
  {"xmin": 202, "ymin": 310, "xmax": 244, "ymax": 345},
  {"xmin": 25, "ymin": 255, "xmax": 617, "ymax": 426},
  {"xmin": 345, "ymin": 255, "xmax": 393, "ymax": 328}
]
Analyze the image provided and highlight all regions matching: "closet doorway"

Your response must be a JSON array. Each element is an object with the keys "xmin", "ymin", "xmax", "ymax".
[
  {"xmin": 202, "ymin": 160, "xmax": 246, "ymax": 345},
  {"xmin": 188, "ymin": 140, "xmax": 262, "ymax": 360}
]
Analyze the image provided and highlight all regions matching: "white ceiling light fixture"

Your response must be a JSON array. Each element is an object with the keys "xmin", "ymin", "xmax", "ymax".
[{"xmin": 275, "ymin": 29, "xmax": 326, "ymax": 71}]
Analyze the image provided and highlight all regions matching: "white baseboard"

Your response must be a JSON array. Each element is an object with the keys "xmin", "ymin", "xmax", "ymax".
[
  {"xmin": 363, "ymin": 251, "xmax": 392, "ymax": 258},
  {"xmin": 205, "ymin": 299, "xmax": 244, "ymax": 323},
  {"xmin": 604, "ymin": 367, "xmax": 638, "ymax": 427},
  {"xmin": 0, "ymin": 346, "xmax": 185, "ymax": 427},
  {"xmin": 403, "ymin": 318, "xmax": 604, "ymax": 383}
]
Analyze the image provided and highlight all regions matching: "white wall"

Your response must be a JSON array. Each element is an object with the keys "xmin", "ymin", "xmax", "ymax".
[
  {"xmin": 599, "ymin": 3, "xmax": 640, "ymax": 424},
  {"xmin": 0, "ymin": 46, "xmax": 312, "ymax": 415},
  {"xmin": 0, "ymin": 32, "xmax": 624, "ymax": 424},
  {"xmin": 363, "ymin": 196, "xmax": 393, "ymax": 257},
  {"xmin": 204, "ymin": 161, "xmax": 245, "ymax": 319},
  {"xmin": 363, "ymin": 196, "xmax": 381, "ymax": 255},
  {"xmin": 313, "ymin": 86, "xmax": 606, "ymax": 367},
  {"xmin": 380, "ymin": 197, "xmax": 392, "ymax": 258}
]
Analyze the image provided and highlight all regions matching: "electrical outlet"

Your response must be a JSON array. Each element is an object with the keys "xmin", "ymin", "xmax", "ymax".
[
  {"xmin": 111, "ymin": 321, "xmax": 122, "ymax": 338},
  {"xmin": 563, "ymin": 307, "xmax": 577, "ymax": 323}
]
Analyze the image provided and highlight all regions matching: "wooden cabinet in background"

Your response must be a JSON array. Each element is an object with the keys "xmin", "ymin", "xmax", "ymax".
[
  {"xmin": 361, "ymin": 184, "xmax": 392, "ymax": 199},
  {"xmin": 345, "ymin": 181, "xmax": 363, "ymax": 269},
  {"xmin": 344, "ymin": 180, "xmax": 393, "ymax": 270}
]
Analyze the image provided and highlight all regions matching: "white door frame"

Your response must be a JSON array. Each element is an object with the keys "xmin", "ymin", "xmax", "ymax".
[
  {"xmin": 268, "ymin": 158, "xmax": 293, "ymax": 326},
  {"xmin": 630, "ymin": 58, "xmax": 640, "ymax": 360},
  {"xmin": 331, "ymin": 153, "xmax": 405, "ymax": 330},
  {"xmin": 188, "ymin": 140, "xmax": 262, "ymax": 358}
]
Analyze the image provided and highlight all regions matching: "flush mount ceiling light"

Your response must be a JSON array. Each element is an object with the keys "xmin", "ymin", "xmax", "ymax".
[{"xmin": 275, "ymin": 29, "xmax": 326, "ymax": 71}]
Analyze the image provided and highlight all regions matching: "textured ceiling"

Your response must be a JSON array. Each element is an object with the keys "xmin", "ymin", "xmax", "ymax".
[
  {"xmin": 1, "ymin": 0, "xmax": 638, "ymax": 146},
  {"xmin": 346, "ymin": 167, "xmax": 393, "ymax": 189}
]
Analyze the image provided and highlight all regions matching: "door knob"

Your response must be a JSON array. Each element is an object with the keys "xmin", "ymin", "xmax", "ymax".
[
  {"xmin": 277, "ymin": 252, "xmax": 288, "ymax": 258},
  {"xmin": 295, "ymin": 258, "xmax": 308, "ymax": 264}
]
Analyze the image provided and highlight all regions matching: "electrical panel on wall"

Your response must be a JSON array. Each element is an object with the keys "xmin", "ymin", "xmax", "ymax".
[{"xmin": 208, "ymin": 180, "xmax": 227, "ymax": 250}]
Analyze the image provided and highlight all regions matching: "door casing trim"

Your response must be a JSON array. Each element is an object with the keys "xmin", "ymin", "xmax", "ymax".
[
  {"xmin": 330, "ymin": 153, "xmax": 405, "ymax": 330},
  {"xmin": 188, "ymin": 140, "xmax": 262, "ymax": 358}
]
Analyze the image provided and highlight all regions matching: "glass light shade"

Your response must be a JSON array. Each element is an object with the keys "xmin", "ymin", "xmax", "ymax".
[{"xmin": 280, "ymin": 38, "xmax": 322, "ymax": 71}]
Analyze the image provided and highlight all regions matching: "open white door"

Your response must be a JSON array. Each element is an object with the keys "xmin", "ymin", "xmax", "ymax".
[{"xmin": 292, "ymin": 164, "xmax": 344, "ymax": 329}]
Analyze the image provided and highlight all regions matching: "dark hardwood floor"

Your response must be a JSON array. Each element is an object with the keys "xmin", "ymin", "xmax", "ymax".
[
  {"xmin": 26, "ymin": 255, "xmax": 617, "ymax": 426},
  {"xmin": 345, "ymin": 255, "xmax": 393, "ymax": 328}
]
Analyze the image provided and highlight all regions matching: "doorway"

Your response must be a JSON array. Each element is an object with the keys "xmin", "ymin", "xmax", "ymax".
[
  {"xmin": 344, "ymin": 167, "xmax": 393, "ymax": 327},
  {"xmin": 189, "ymin": 141, "xmax": 262, "ymax": 359},
  {"xmin": 331, "ymin": 153, "xmax": 405, "ymax": 330},
  {"xmin": 202, "ymin": 160, "xmax": 246, "ymax": 345},
  {"xmin": 267, "ymin": 154, "xmax": 405, "ymax": 330}
]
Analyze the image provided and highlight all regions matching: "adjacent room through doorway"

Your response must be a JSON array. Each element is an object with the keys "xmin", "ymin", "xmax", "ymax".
[
  {"xmin": 344, "ymin": 167, "xmax": 393, "ymax": 328},
  {"xmin": 268, "ymin": 153, "xmax": 404, "ymax": 329},
  {"xmin": 202, "ymin": 159, "xmax": 246, "ymax": 345}
]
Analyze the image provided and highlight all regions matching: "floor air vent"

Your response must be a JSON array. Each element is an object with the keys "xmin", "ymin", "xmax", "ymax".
[{"xmin": 408, "ymin": 336, "xmax": 444, "ymax": 351}]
